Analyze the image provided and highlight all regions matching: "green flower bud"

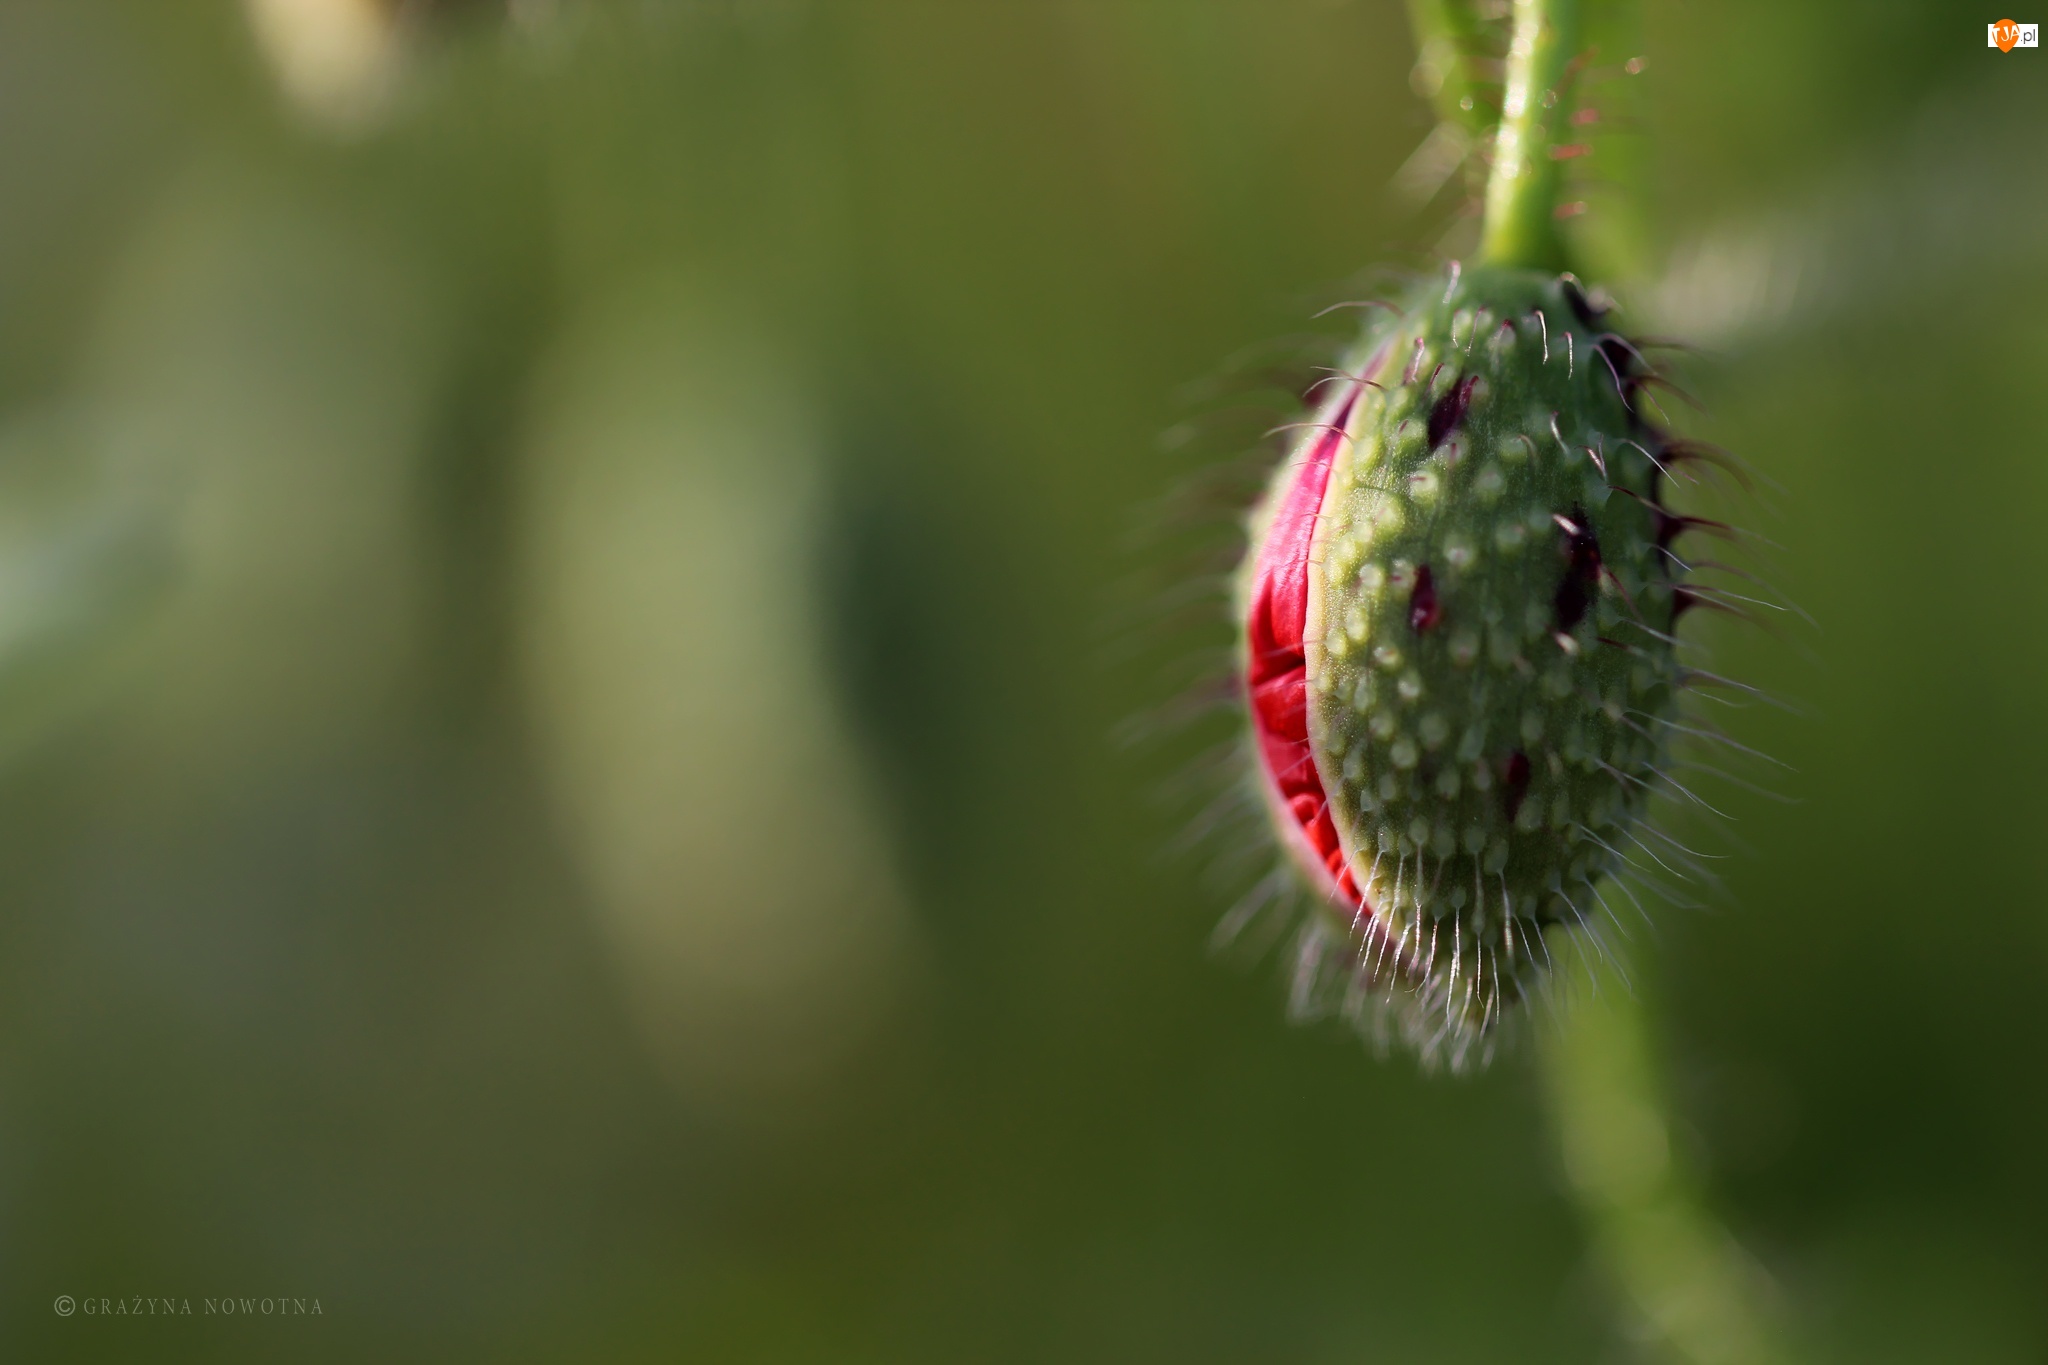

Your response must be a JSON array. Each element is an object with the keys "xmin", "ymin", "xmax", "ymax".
[{"xmin": 1239, "ymin": 263, "xmax": 1689, "ymax": 1067}]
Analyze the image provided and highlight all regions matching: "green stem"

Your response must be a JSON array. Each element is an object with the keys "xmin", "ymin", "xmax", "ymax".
[
  {"xmin": 1478, "ymin": 0, "xmax": 1581, "ymax": 270},
  {"xmin": 1541, "ymin": 955, "xmax": 1798, "ymax": 1364},
  {"xmin": 1403, "ymin": 0, "xmax": 1491, "ymax": 138},
  {"xmin": 1420, "ymin": 0, "xmax": 1798, "ymax": 1356}
]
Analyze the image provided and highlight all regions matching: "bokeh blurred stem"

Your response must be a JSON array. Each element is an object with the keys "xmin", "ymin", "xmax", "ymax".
[
  {"xmin": 1478, "ymin": 0, "xmax": 1580, "ymax": 271},
  {"xmin": 1542, "ymin": 957, "xmax": 1798, "ymax": 1364}
]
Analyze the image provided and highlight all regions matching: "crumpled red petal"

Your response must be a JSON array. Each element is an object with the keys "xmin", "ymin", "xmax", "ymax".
[{"xmin": 1244, "ymin": 387, "xmax": 1365, "ymax": 910}]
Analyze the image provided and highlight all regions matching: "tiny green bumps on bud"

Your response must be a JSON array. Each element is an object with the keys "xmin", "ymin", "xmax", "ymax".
[{"xmin": 1238, "ymin": 264, "xmax": 1684, "ymax": 1068}]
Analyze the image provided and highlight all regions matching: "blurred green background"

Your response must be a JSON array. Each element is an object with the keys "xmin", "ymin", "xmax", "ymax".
[{"xmin": 0, "ymin": 1, "xmax": 2043, "ymax": 1360}]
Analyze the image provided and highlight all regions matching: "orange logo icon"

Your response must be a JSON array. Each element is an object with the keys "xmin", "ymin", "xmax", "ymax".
[{"xmin": 1989, "ymin": 19, "xmax": 2040, "ymax": 49}]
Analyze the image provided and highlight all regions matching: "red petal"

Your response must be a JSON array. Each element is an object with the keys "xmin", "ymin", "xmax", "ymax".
[{"xmin": 1242, "ymin": 365, "xmax": 1382, "ymax": 915}]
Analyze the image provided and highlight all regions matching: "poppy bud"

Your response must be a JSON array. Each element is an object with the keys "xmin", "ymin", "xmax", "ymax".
[{"xmin": 1238, "ymin": 264, "xmax": 1683, "ymax": 1067}]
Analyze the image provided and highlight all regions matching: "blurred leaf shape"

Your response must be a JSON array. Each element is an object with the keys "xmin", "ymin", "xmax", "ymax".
[{"xmin": 515, "ymin": 277, "xmax": 915, "ymax": 1124}]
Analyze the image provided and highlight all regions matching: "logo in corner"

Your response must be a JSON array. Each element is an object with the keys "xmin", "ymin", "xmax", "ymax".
[{"xmin": 1990, "ymin": 19, "xmax": 2039, "ymax": 50}]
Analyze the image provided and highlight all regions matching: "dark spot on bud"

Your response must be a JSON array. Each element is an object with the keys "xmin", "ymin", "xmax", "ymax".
[
  {"xmin": 1671, "ymin": 585, "xmax": 1700, "ymax": 623},
  {"xmin": 1428, "ymin": 374, "xmax": 1478, "ymax": 449},
  {"xmin": 1559, "ymin": 274, "xmax": 1605, "ymax": 329},
  {"xmin": 1408, "ymin": 564, "xmax": 1441, "ymax": 633},
  {"xmin": 1502, "ymin": 752, "xmax": 1532, "ymax": 820},
  {"xmin": 1552, "ymin": 504, "xmax": 1602, "ymax": 635}
]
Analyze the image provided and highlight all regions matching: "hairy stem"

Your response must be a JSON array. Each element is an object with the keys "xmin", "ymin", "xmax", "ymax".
[{"xmin": 1478, "ymin": 0, "xmax": 1581, "ymax": 270}]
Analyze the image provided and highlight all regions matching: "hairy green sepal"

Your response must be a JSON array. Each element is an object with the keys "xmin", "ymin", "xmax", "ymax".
[{"xmin": 1306, "ymin": 264, "xmax": 1678, "ymax": 1028}]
